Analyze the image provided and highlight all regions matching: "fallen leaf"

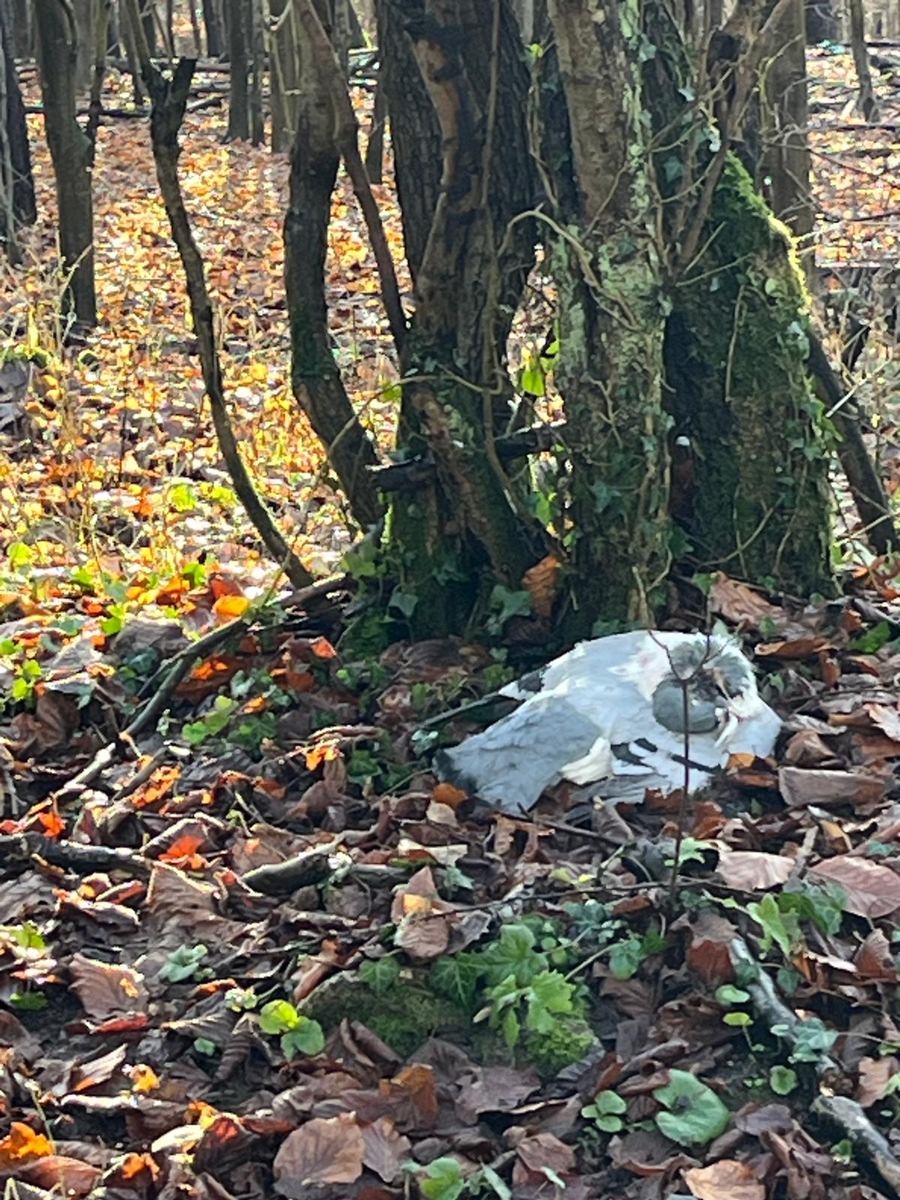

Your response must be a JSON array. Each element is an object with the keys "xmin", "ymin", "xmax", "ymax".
[
  {"xmin": 716, "ymin": 850, "xmax": 794, "ymax": 890},
  {"xmin": 684, "ymin": 1159, "xmax": 765, "ymax": 1200},
  {"xmin": 810, "ymin": 855, "xmax": 900, "ymax": 918},
  {"xmin": 272, "ymin": 1113, "xmax": 365, "ymax": 1192}
]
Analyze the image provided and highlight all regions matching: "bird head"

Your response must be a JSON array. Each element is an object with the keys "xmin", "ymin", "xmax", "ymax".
[{"xmin": 651, "ymin": 635, "xmax": 761, "ymax": 744}]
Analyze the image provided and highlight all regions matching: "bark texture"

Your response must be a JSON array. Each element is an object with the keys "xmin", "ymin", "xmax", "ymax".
[{"xmin": 34, "ymin": 0, "xmax": 97, "ymax": 326}]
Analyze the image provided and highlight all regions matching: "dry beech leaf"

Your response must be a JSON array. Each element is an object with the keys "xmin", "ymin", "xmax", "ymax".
[
  {"xmin": 810, "ymin": 855, "xmax": 900, "ymax": 918},
  {"xmin": 272, "ymin": 1113, "xmax": 365, "ymax": 1192},
  {"xmin": 716, "ymin": 849, "xmax": 793, "ymax": 891},
  {"xmin": 708, "ymin": 575, "xmax": 783, "ymax": 629},
  {"xmin": 522, "ymin": 554, "xmax": 562, "ymax": 619},
  {"xmin": 857, "ymin": 1056, "xmax": 900, "ymax": 1107},
  {"xmin": 359, "ymin": 1116, "xmax": 411, "ymax": 1183},
  {"xmin": 68, "ymin": 954, "xmax": 149, "ymax": 1021},
  {"xmin": 684, "ymin": 1159, "xmax": 765, "ymax": 1200},
  {"xmin": 866, "ymin": 702, "xmax": 900, "ymax": 741}
]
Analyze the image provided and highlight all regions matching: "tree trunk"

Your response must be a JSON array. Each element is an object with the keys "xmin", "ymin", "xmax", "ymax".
[
  {"xmin": 545, "ymin": 0, "xmax": 671, "ymax": 633},
  {"xmin": 641, "ymin": 0, "xmax": 832, "ymax": 595},
  {"xmin": 804, "ymin": 0, "xmax": 836, "ymax": 42},
  {"xmin": 225, "ymin": 0, "xmax": 250, "ymax": 140},
  {"xmin": 72, "ymin": 0, "xmax": 99, "ymax": 92},
  {"xmin": 34, "ymin": 0, "xmax": 97, "ymax": 328},
  {"xmin": 848, "ymin": 0, "xmax": 878, "ymax": 122},
  {"xmin": 202, "ymin": 0, "xmax": 224, "ymax": 55},
  {"xmin": 377, "ymin": 0, "xmax": 545, "ymax": 638},
  {"xmin": 5, "ymin": 0, "xmax": 31, "ymax": 56},
  {"xmin": 284, "ymin": 0, "xmax": 384, "ymax": 531},
  {"xmin": 269, "ymin": 0, "xmax": 300, "ymax": 151},
  {"xmin": 761, "ymin": 0, "xmax": 813, "ymax": 246},
  {"xmin": 0, "ymin": 0, "xmax": 36, "ymax": 252}
]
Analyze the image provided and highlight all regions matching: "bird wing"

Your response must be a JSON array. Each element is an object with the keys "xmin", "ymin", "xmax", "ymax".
[{"xmin": 437, "ymin": 696, "xmax": 602, "ymax": 814}]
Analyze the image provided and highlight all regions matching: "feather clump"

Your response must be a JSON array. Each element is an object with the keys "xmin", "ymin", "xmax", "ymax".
[{"xmin": 437, "ymin": 630, "xmax": 780, "ymax": 815}]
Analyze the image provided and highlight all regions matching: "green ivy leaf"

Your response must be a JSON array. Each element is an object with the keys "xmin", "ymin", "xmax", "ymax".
[
  {"xmin": 769, "ymin": 1065, "xmax": 798, "ymax": 1095},
  {"xmin": 359, "ymin": 955, "xmax": 401, "ymax": 996}
]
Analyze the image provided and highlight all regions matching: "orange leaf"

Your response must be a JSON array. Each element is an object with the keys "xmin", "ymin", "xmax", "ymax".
[
  {"xmin": 159, "ymin": 834, "xmax": 205, "ymax": 864},
  {"xmin": 311, "ymin": 636, "xmax": 338, "ymax": 659},
  {"xmin": 522, "ymin": 555, "xmax": 561, "ymax": 620},
  {"xmin": 213, "ymin": 594, "xmax": 251, "ymax": 621},
  {"xmin": 0, "ymin": 1122, "xmax": 53, "ymax": 1168},
  {"xmin": 432, "ymin": 782, "xmax": 467, "ymax": 809},
  {"xmin": 306, "ymin": 742, "xmax": 341, "ymax": 771}
]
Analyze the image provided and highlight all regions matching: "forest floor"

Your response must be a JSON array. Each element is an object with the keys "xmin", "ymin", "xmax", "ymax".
[{"xmin": 2, "ymin": 46, "xmax": 900, "ymax": 1200}]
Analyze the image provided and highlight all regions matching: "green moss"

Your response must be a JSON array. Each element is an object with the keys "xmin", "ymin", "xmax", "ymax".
[
  {"xmin": 665, "ymin": 154, "xmax": 831, "ymax": 596},
  {"xmin": 525, "ymin": 1015, "xmax": 597, "ymax": 1079}
]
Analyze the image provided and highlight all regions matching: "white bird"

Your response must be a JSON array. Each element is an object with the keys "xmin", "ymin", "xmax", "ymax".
[{"xmin": 436, "ymin": 630, "xmax": 780, "ymax": 815}]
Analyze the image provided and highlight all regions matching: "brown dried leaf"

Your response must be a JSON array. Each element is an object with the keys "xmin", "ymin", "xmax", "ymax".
[
  {"xmin": 716, "ymin": 850, "xmax": 793, "ymax": 891},
  {"xmin": 272, "ymin": 1113, "xmax": 365, "ymax": 1192},
  {"xmin": 391, "ymin": 866, "xmax": 454, "ymax": 961},
  {"xmin": 359, "ymin": 1116, "xmax": 411, "ymax": 1183},
  {"xmin": 778, "ymin": 767, "xmax": 886, "ymax": 811},
  {"xmin": 684, "ymin": 1159, "xmax": 765, "ymax": 1200},
  {"xmin": 857, "ymin": 1056, "xmax": 900, "ymax": 1107},
  {"xmin": 867, "ymin": 703, "xmax": 900, "ymax": 741},
  {"xmin": 756, "ymin": 637, "xmax": 833, "ymax": 659},
  {"xmin": 810, "ymin": 856, "xmax": 900, "ymax": 918},
  {"xmin": 68, "ymin": 954, "xmax": 148, "ymax": 1021},
  {"xmin": 708, "ymin": 576, "xmax": 783, "ymax": 629}
]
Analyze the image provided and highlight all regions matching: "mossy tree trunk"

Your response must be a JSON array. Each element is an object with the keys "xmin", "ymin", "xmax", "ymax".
[
  {"xmin": 543, "ymin": 0, "xmax": 672, "ymax": 635},
  {"xmin": 643, "ymin": 0, "xmax": 832, "ymax": 595}
]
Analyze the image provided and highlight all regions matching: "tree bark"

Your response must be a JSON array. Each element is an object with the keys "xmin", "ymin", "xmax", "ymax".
[
  {"xmin": 761, "ymin": 0, "xmax": 813, "ymax": 245},
  {"xmin": 34, "ymin": 0, "xmax": 97, "ymax": 328},
  {"xmin": 848, "ymin": 0, "xmax": 878, "ymax": 122},
  {"xmin": 225, "ymin": 0, "xmax": 250, "ymax": 140},
  {"xmin": 269, "ymin": 0, "xmax": 300, "ymax": 151},
  {"xmin": 284, "ymin": 0, "xmax": 384, "ymax": 531},
  {"xmin": 545, "ymin": 0, "xmax": 671, "ymax": 632},
  {"xmin": 0, "ymin": 1, "xmax": 36, "ymax": 257},
  {"xmin": 377, "ymin": 0, "xmax": 545, "ymax": 637}
]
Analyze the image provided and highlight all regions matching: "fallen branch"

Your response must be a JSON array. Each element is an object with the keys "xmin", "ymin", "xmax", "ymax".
[
  {"xmin": 807, "ymin": 330, "xmax": 897, "ymax": 554},
  {"xmin": 730, "ymin": 936, "xmax": 900, "ymax": 1193}
]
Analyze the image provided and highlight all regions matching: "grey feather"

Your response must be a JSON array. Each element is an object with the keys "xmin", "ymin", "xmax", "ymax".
[{"xmin": 436, "ymin": 630, "xmax": 780, "ymax": 814}]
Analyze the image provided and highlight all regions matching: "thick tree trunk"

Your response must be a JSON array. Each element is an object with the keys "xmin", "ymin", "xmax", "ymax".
[
  {"xmin": 545, "ymin": 0, "xmax": 671, "ymax": 632},
  {"xmin": 202, "ymin": 0, "xmax": 224, "ymax": 55},
  {"xmin": 269, "ymin": 0, "xmax": 299, "ymax": 151},
  {"xmin": 34, "ymin": 0, "xmax": 97, "ymax": 327},
  {"xmin": 641, "ymin": 0, "xmax": 832, "ymax": 594},
  {"xmin": 804, "ymin": 0, "xmax": 836, "ymax": 42},
  {"xmin": 378, "ymin": 0, "xmax": 545, "ymax": 637}
]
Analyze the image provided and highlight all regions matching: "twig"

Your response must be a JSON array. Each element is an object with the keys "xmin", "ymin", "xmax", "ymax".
[{"xmin": 125, "ymin": 39, "xmax": 313, "ymax": 589}]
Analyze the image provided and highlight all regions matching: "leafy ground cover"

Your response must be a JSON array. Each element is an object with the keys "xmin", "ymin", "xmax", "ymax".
[{"xmin": 1, "ymin": 48, "xmax": 900, "ymax": 1200}]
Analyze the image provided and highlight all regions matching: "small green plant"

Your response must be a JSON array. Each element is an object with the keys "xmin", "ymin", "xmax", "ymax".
[
  {"xmin": 582, "ymin": 1090, "xmax": 627, "ymax": 1133},
  {"xmin": 769, "ymin": 1064, "xmax": 798, "ymax": 1095},
  {"xmin": 414, "ymin": 1156, "xmax": 511, "ymax": 1200},
  {"xmin": 158, "ymin": 944, "xmax": 211, "ymax": 983},
  {"xmin": 653, "ymin": 1070, "xmax": 730, "ymax": 1146},
  {"xmin": 770, "ymin": 1016, "xmax": 837, "ymax": 1065},
  {"xmin": 258, "ymin": 999, "xmax": 325, "ymax": 1060}
]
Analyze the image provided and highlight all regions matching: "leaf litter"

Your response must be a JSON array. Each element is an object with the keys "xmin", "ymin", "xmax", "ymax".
[{"xmin": 1, "ymin": 47, "xmax": 900, "ymax": 1200}]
